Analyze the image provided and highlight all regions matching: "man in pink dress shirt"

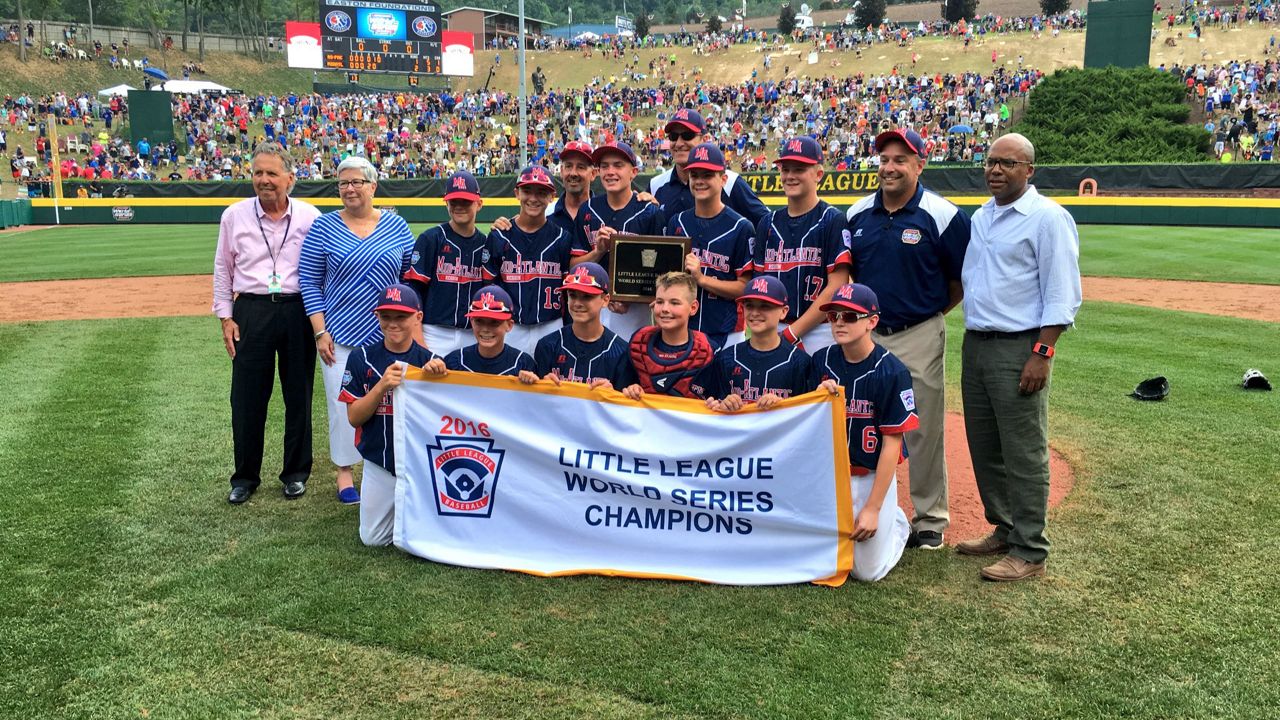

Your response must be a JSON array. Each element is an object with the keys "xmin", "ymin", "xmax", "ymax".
[{"xmin": 214, "ymin": 142, "xmax": 322, "ymax": 505}]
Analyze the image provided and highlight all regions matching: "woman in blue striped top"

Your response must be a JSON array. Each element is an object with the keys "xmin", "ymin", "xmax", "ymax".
[{"xmin": 301, "ymin": 156, "xmax": 415, "ymax": 505}]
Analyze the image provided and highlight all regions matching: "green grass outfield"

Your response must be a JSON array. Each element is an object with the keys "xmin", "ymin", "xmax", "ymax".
[
  {"xmin": 1, "ymin": 223, "xmax": 1278, "ymax": 286},
  {"xmin": 2, "ymin": 303, "xmax": 1278, "ymax": 719}
]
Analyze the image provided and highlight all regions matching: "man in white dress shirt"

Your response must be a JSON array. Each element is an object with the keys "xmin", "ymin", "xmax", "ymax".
[{"xmin": 958, "ymin": 133, "xmax": 1082, "ymax": 582}]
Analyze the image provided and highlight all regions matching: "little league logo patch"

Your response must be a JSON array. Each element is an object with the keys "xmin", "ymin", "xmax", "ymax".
[
  {"xmin": 428, "ymin": 437, "xmax": 505, "ymax": 517},
  {"xmin": 900, "ymin": 228, "xmax": 922, "ymax": 245},
  {"xmin": 900, "ymin": 389, "xmax": 916, "ymax": 411},
  {"xmin": 411, "ymin": 250, "xmax": 421, "ymax": 264},
  {"xmin": 341, "ymin": 369, "xmax": 353, "ymax": 386},
  {"xmin": 842, "ymin": 228, "xmax": 852, "ymax": 247}
]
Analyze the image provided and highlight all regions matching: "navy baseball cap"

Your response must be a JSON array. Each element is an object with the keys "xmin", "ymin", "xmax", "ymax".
[
  {"xmin": 515, "ymin": 165, "xmax": 556, "ymax": 190},
  {"xmin": 737, "ymin": 275, "xmax": 788, "ymax": 308},
  {"xmin": 443, "ymin": 170, "xmax": 481, "ymax": 202},
  {"xmin": 776, "ymin": 136, "xmax": 823, "ymax": 165},
  {"xmin": 592, "ymin": 141, "xmax": 638, "ymax": 166},
  {"xmin": 821, "ymin": 283, "xmax": 880, "ymax": 315},
  {"xmin": 665, "ymin": 108, "xmax": 706, "ymax": 135},
  {"xmin": 685, "ymin": 142, "xmax": 726, "ymax": 172},
  {"xmin": 560, "ymin": 140, "xmax": 595, "ymax": 165},
  {"xmin": 558, "ymin": 262, "xmax": 610, "ymax": 295},
  {"xmin": 374, "ymin": 283, "xmax": 422, "ymax": 314},
  {"xmin": 466, "ymin": 285, "xmax": 515, "ymax": 320},
  {"xmin": 874, "ymin": 128, "xmax": 927, "ymax": 158}
]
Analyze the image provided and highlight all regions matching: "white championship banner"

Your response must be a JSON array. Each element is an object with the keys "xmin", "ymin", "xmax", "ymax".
[{"xmin": 393, "ymin": 370, "xmax": 854, "ymax": 586}]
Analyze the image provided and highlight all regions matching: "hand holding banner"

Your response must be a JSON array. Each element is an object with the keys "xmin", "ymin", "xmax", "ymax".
[{"xmin": 394, "ymin": 371, "xmax": 853, "ymax": 586}]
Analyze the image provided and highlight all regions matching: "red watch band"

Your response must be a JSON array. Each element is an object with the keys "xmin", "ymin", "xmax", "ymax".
[{"xmin": 1033, "ymin": 343, "xmax": 1055, "ymax": 358}]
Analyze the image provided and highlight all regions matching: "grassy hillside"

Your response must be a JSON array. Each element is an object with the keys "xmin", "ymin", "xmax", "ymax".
[{"xmin": 0, "ymin": 25, "xmax": 1273, "ymax": 99}]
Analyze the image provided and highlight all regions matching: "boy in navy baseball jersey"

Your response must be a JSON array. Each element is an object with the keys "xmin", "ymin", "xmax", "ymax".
[
  {"xmin": 404, "ymin": 170, "xmax": 494, "ymax": 357},
  {"xmin": 488, "ymin": 166, "xmax": 574, "ymax": 355},
  {"xmin": 705, "ymin": 276, "xmax": 813, "ymax": 413},
  {"xmin": 664, "ymin": 143, "xmax": 754, "ymax": 350},
  {"xmin": 576, "ymin": 142, "xmax": 666, "ymax": 341},
  {"xmin": 519, "ymin": 262, "xmax": 636, "ymax": 390},
  {"xmin": 340, "ymin": 284, "xmax": 438, "ymax": 545},
  {"xmin": 426, "ymin": 285, "xmax": 535, "ymax": 377},
  {"xmin": 747, "ymin": 136, "xmax": 852, "ymax": 355},
  {"xmin": 621, "ymin": 271, "xmax": 717, "ymax": 401},
  {"xmin": 809, "ymin": 283, "xmax": 918, "ymax": 582}
]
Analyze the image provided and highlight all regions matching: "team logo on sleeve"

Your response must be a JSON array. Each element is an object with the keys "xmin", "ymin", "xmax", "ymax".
[
  {"xmin": 842, "ymin": 229, "xmax": 852, "ymax": 247},
  {"xmin": 900, "ymin": 229, "xmax": 922, "ymax": 245},
  {"xmin": 428, "ymin": 438, "xmax": 505, "ymax": 517},
  {"xmin": 900, "ymin": 389, "xmax": 916, "ymax": 411},
  {"xmin": 341, "ymin": 369, "xmax": 353, "ymax": 386},
  {"xmin": 411, "ymin": 250, "xmax": 421, "ymax": 264}
]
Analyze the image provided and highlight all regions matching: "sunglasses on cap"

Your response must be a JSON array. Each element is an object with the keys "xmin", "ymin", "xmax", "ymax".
[
  {"xmin": 562, "ymin": 271, "xmax": 605, "ymax": 290},
  {"xmin": 667, "ymin": 130, "xmax": 698, "ymax": 142},
  {"xmin": 827, "ymin": 310, "xmax": 872, "ymax": 324}
]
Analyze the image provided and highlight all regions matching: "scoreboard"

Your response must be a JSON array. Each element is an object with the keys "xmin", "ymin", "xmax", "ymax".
[{"xmin": 320, "ymin": 0, "xmax": 443, "ymax": 75}]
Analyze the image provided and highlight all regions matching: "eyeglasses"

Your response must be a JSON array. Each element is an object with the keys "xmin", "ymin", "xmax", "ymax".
[
  {"xmin": 337, "ymin": 179, "xmax": 371, "ymax": 189},
  {"xmin": 667, "ymin": 130, "xmax": 698, "ymax": 142},
  {"xmin": 984, "ymin": 158, "xmax": 1032, "ymax": 169},
  {"xmin": 827, "ymin": 310, "xmax": 872, "ymax": 324}
]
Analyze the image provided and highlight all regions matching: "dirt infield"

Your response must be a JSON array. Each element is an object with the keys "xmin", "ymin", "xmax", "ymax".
[{"xmin": 3, "ymin": 272, "xmax": 1274, "ymax": 545}]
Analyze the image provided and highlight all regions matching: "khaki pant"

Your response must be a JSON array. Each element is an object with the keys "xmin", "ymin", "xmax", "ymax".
[{"xmin": 873, "ymin": 313, "xmax": 949, "ymax": 533}]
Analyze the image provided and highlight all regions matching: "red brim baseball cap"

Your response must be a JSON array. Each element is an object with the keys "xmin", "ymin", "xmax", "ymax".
[{"xmin": 443, "ymin": 190, "xmax": 481, "ymax": 202}]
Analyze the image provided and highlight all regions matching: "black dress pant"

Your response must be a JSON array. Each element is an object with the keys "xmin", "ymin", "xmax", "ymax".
[{"xmin": 229, "ymin": 293, "xmax": 316, "ymax": 489}]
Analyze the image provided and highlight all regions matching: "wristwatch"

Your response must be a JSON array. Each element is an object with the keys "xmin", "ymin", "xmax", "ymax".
[{"xmin": 1032, "ymin": 342, "xmax": 1055, "ymax": 358}]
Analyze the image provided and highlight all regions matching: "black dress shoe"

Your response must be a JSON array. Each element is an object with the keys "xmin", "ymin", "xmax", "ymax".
[
  {"xmin": 228, "ymin": 486, "xmax": 254, "ymax": 504},
  {"xmin": 283, "ymin": 481, "xmax": 306, "ymax": 499}
]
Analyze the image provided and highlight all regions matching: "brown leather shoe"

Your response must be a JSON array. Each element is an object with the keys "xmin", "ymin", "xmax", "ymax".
[
  {"xmin": 956, "ymin": 533, "xmax": 1011, "ymax": 556},
  {"xmin": 980, "ymin": 555, "xmax": 1045, "ymax": 582}
]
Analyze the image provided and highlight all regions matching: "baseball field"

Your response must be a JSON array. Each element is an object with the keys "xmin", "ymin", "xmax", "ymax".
[{"xmin": 1, "ymin": 222, "xmax": 1277, "ymax": 718}]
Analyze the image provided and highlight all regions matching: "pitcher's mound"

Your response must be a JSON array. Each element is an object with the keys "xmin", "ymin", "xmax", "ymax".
[{"xmin": 896, "ymin": 412, "xmax": 1075, "ymax": 545}]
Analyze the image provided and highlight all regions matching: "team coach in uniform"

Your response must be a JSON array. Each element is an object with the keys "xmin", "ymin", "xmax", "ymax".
[
  {"xmin": 846, "ymin": 129, "xmax": 970, "ymax": 550},
  {"xmin": 214, "ymin": 141, "xmax": 322, "ymax": 504},
  {"xmin": 958, "ymin": 133, "xmax": 1080, "ymax": 581}
]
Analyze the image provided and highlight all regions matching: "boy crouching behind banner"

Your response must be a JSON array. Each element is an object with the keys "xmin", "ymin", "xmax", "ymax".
[
  {"xmin": 518, "ymin": 262, "xmax": 636, "ymax": 390},
  {"xmin": 704, "ymin": 275, "xmax": 814, "ymax": 412},
  {"xmin": 622, "ymin": 271, "xmax": 716, "ymax": 401},
  {"xmin": 425, "ymin": 285, "xmax": 535, "ymax": 377},
  {"xmin": 340, "ymin": 284, "xmax": 438, "ymax": 546},
  {"xmin": 810, "ymin": 283, "xmax": 918, "ymax": 582}
]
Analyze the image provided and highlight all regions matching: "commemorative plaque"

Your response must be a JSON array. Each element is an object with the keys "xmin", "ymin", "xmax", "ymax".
[{"xmin": 608, "ymin": 235, "xmax": 692, "ymax": 303}]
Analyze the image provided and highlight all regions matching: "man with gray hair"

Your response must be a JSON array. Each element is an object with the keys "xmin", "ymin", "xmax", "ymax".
[
  {"xmin": 958, "ymin": 132, "xmax": 1081, "ymax": 581},
  {"xmin": 214, "ymin": 142, "xmax": 323, "ymax": 504}
]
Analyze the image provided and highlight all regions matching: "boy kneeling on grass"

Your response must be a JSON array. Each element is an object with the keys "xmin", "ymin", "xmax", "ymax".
[
  {"xmin": 621, "ymin": 271, "xmax": 717, "ymax": 401},
  {"xmin": 340, "ymin": 284, "xmax": 438, "ymax": 547},
  {"xmin": 811, "ymin": 283, "xmax": 918, "ymax": 582},
  {"xmin": 518, "ymin": 261, "xmax": 636, "ymax": 391},
  {"xmin": 424, "ymin": 285, "xmax": 535, "ymax": 378}
]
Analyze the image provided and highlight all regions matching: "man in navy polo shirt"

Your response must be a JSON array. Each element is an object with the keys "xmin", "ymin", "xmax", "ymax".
[
  {"xmin": 845, "ymin": 128, "xmax": 970, "ymax": 551},
  {"xmin": 649, "ymin": 108, "xmax": 769, "ymax": 226}
]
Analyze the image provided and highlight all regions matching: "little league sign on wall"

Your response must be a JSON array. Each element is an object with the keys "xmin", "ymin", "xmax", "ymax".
[{"xmin": 393, "ymin": 372, "xmax": 855, "ymax": 586}]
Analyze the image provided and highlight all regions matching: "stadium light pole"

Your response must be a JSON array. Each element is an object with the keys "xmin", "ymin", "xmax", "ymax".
[{"xmin": 518, "ymin": 0, "xmax": 529, "ymax": 167}]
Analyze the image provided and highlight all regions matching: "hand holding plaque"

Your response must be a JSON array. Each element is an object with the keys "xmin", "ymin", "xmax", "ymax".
[{"xmin": 608, "ymin": 235, "xmax": 693, "ymax": 303}]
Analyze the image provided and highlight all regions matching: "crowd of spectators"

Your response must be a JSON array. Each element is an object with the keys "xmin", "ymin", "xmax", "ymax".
[
  {"xmin": 4, "ymin": 5, "xmax": 1280, "ymax": 190},
  {"xmin": 1176, "ymin": 58, "xmax": 1280, "ymax": 161},
  {"xmin": 3, "ymin": 61, "xmax": 1038, "ymax": 189}
]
